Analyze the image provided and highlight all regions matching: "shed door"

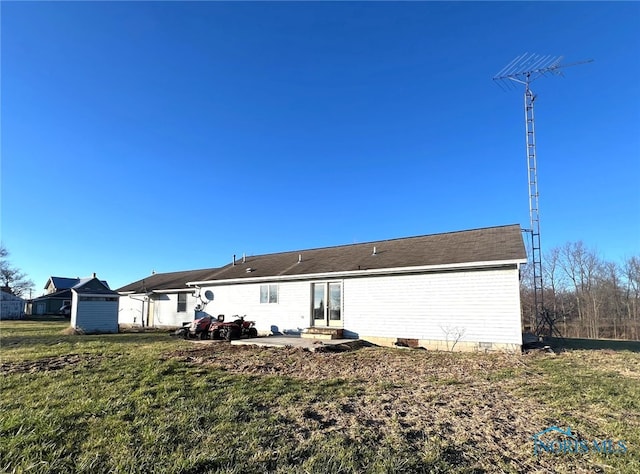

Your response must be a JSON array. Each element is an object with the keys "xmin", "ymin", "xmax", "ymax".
[{"xmin": 311, "ymin": 282, "xmax": 342, "ymax": 328}]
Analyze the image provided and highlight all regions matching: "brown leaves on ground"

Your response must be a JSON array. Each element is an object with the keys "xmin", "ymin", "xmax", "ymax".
[
  {"xmin": 165, "ymin": 343, "xmax": 528, "ymax": 383},
  {"xmin": 164, "ymin": 343, "xmax": 639, "ymax": 472},
  {"xmin": 165, "ymin": 344, "xmax": 597, "ymax": 472}
]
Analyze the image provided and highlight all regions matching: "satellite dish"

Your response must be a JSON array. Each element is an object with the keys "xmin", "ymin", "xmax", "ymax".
[{"xmin": 201, "ymin": 290, "xmax": 214, "ymax": 303}]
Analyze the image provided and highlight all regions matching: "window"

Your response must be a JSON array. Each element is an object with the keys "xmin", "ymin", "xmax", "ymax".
[
  {"xmin": 177, "ymin": 293, "xmax": 187, "ymax": 312},
  {"xmin": 260, "ymin": 284, "xmax": 278, "ymax": 304}
]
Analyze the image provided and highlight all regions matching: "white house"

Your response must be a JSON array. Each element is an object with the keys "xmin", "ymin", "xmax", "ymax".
[{"xmin": 117, "ymin": 224, "xmax": 527, "ymax": 352}]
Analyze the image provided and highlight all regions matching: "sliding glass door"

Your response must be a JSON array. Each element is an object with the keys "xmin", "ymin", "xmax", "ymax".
[{"xmin": 311, "ymin": 282, "xmax": 342, "ymax": 327}]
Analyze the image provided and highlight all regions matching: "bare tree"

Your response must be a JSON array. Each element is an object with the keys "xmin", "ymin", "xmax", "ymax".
[
  {"xmin": 0, "ymin": 246, "xmax": 35, "ymax": 298},
  {"xmin": 599, "ymin": 261, "xmax": 623, "ymax": 339},
  {"xmin": 543, "ymin": 246, "xmax": 576, "ymax": 336},
  {"xmin": 623, "ymin": 256, "xmax": 640, "ymax": 340},
  {"xmin": 440, "ymin": 325, "xmax": 467, "ymax": 351},
  {"xmin": 557, "ymin": 242, "xmax": 605, "ymax": 338},
  {"xmin": 521, "ymin": 240, "xmax": 639, "ymax": 340}
]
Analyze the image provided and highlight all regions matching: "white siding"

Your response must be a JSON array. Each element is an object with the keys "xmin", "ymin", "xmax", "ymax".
[
  {"xmin": 343, "ymin": 268, "xmax": 522, "ymax": 345},
  {"xmin": 118, "ymin": 266, "xmax": 522, "ymax": 345},
  {"xmin": 118, "ymin": 295, "xmax": 144, "ymax": 325},
  {"xmin": 121, "ymin": 283, "xmax": 310, "ymax": 332},
  {"xmin": 71, "ymin": 297, "xmax": 118, "ymax": 333},
  {"xmin": 199, "ymin": 281, "xmax": 311, "ymax": 334},
  {"xmin": 0, "ymin": 293, "xmax": 25, "ymax": 319},
  {"xmin": 118, "ymin": 293, "xmax": 198, "ymax": 328},
  {"xmin": 152, "ymin": 293, "xmax": 197, "ymax": 327}
]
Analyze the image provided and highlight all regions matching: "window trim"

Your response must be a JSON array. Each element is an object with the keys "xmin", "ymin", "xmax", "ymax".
[
  {"xmin": 260, "ymin": 284, "xmax": 279, "ymax": 304},
  {"xmin": 177, "ymin": 293, "xmax": 187, "ymax": 312},
  {"xmin": 311, "ymin": 280, "xmax": 342, "ymax": 327}
]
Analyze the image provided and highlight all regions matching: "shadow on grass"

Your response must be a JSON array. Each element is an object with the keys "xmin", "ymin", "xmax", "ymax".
[
  {"xmin": 23, "ymin": 315, "xmax": 69, "ymax": 322},
  {"xmin": 550, "ymin": 337, "xmax": 640, "ymax": 353}
]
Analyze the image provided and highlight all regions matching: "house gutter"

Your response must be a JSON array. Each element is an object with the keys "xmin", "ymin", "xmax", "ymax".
[
  {"xmin": 118, "ymin": 289, "xmax": 194, "ymax": 296},
  {"xmin": 148, "ymin": 289, "xmax": 195, "ymax": 294},
  {"xmin": 186, "ymin": 258, "xmax": 527, "ymax": 287}
]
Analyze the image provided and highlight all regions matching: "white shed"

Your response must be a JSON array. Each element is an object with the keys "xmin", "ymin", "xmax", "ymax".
[
  {"xmin": 71, "ymin": 277, "xmax": 119, "ymax": 333},
  {"xmin": 1, "ymin": 290, "xmax": 25, "ymax": 320}
]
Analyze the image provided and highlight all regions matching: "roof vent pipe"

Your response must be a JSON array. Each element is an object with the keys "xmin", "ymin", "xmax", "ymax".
[
  {"xmin": 298, "ymin": 254, "xmax": 302, "ymax": 263},
  {"xmin": 92, "ymin": 272, "xmax": 97, "ymax": 278},
  {"xmin": 372, "ymin": 246, "xmax": 377, "ymax": 256},
  {"xmin": 233, "ymin": 255, "xmax": 236, "ymax": 266},
  {"xmin": 242, "ymin": 253, "xmax": 246, "ymax": 264}
]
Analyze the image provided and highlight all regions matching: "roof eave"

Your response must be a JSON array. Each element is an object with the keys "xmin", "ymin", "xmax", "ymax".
[
  {"xmin": 151, "ymin": 288, "xmax": 195, "ymax": 294},
  {"xmin": 186, "ymin": 258, "xmax": 527, "ymax": 287},
  {"xmin": 71, "ymin": 290, "xmax": 118, "ymax": 297},
  {"xmin": 118, "ymin": 288, "xmax": 194, "ymax": 295},
  {"xmin": 118, "ymin": 291, "xmax": 155, "ymax": 297}
]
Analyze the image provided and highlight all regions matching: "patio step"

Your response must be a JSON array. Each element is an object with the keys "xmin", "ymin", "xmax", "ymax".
[{"xmin": 301, "ymin": 327, "xmax": 344, "ymax": 340}]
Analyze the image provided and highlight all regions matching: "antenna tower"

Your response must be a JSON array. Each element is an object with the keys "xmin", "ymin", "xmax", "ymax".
[{"xmin": 493, "ymin": 53, "xmax": 592, "ymax": 337}]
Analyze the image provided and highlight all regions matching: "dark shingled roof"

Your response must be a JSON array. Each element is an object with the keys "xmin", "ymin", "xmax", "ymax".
[
  {"xmin": 32, "ymin": 289, "xmax": 72, "ymax": 302},
  {"xmin": 46, "ymin": 276, "xmax": 110, "ymax": 290},
  {"xmin": 117, "ymin": 224, "xmax": 526, "ymax": 293},
  {"xmin": 46, "ymin": 277, "xmax": 79, "ymax": 290},
  {"xmin": 117, "ymin": 269, "xmax": 224, "ymax": 294},
  {"xmin": 73, "ymin": 278, "xmax": 118, "ymax": 295}
]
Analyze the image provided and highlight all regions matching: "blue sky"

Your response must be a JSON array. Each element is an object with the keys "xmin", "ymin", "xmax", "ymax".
[{"xmin": 2, "ymin": 1, "xmax": 639, "ymax": 295}]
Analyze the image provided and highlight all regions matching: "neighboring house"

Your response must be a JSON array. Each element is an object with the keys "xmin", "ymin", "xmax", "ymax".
[
  {"xmin": 1, "ymin": 289, "xmax": 25, "ymax": 320},
  {"xmin": 44, "ymin": 276, "xmax": 110, "ymax": 294},
  {"xmin": 118, "ymin": 224, "xmax": 527, "ymax": 352},
  {"xmin": 31, "ymin": 275, "xmax": 111, "ymax": 315},
  {"xmin": 31, "ymin": 289, "xmax": 72, "ymax": 315},
  {"xmin": 70, "ymin": 277, "xmax": 119, "ymax": 333}
]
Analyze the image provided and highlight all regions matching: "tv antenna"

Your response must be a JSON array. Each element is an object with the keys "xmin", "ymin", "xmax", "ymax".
[{"xmin": 493, "ymin": 53, "xmax": 593, "ymax": 338}]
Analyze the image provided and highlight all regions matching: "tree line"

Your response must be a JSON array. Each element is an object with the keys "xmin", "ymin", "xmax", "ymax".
[{"xmin": 521, "ymin": 241, "xmax": 639, "ymax": 341}]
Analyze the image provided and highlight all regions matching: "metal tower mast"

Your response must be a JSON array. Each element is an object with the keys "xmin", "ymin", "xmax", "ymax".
[{"xmin": 493, "ymin": 53, "xmax": 592, "ymax": 337}]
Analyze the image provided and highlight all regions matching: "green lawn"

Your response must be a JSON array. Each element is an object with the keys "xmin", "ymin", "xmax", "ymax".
[{"xmin": 1, "ymin": 321, "xmax": 638, "ymax": 473}]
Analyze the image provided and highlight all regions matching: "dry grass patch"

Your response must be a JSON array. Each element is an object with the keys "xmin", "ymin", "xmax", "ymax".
[
  {"xmin": 163, "ymin": 344, "xmax": 638, "ymax": 473},
  {"xmin": 2, "ymin": 321, "xmax": 638, "ymax": 474}
]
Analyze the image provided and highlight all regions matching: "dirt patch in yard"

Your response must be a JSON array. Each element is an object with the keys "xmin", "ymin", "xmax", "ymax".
[
  {"xmin": 164, "ymin": 343, "xmax": 529, "ymax": 382},
  {"xmin": 0, "ymin": 353, "xmax": 109, "ymax": 374},
  {"xmin": 167, "ymin": 345, "xmax": 537, "ymax": 470},
  {"xmin": 163, "ymin": 344, "xmax": 631, "ymax": 473}
]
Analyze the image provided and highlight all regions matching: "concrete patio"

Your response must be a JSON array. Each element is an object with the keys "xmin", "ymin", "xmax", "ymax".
[{"xmin": 231, "ymin": 334, "xmax": 366, "ymax": 351}]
